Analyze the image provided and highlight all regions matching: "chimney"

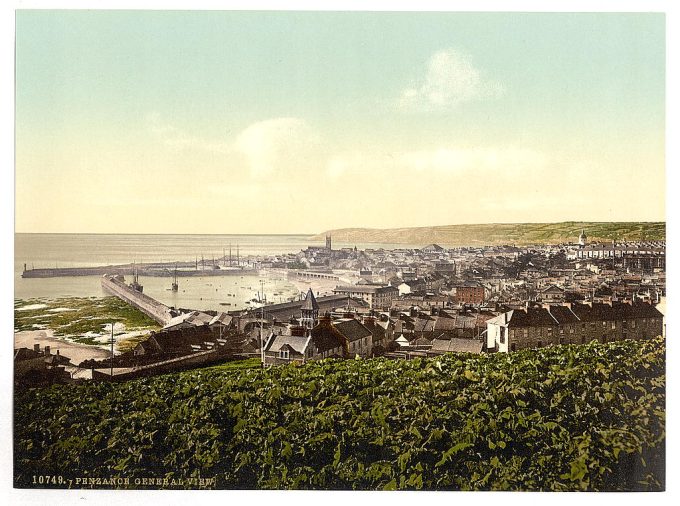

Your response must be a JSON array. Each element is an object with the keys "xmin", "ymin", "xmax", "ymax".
[
  {"xmin": 44, "ymin": 345, "xmax": 51, "ymax": 356},
  {"xmin": 33, "ymin": 344, "xmax": 40, "ymax": 353},
  {"xmin": 56, "ymin": 349, "xmax": 60, "ymax": 357},
  {"xmin": 291, "ymin": 325, "xmax": 306, "ymax": 337}
]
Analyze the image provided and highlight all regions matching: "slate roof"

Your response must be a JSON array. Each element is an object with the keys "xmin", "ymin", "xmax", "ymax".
[
  {"xmin": 264, "ymin": 335, "xmax": 309, "ymax": 355},
  {"xmin": 541, "ymin": 284, "xmax": 565, "ymax": 293},
  {"xmin": 209, "ymin": 312, "xmax": 234, "ymax": 327},
  {"xmin": 430, "ymin": 338, "xmax": 483, "ymax": 354},
  {"xmin": 546, "ymin": 305, "xmax": 580, "ymax": 324},
  {"xmin": 433, "ymin": 314, "xmax": 477, "ymax": 331},
  {"xmin": 310, "ymin": 321, "xmax": 348, "ymax": 354},
  {"xmin": 333, "ymin": 319, "xmax": 372, "ymax": 342},
  {"xmin": 506, "ymin": 308, "xmax": 558, "ymax": 328},
  {"xmin": 301, "ymin": 288, "xmax": 319, "ymax": 310},
  {"xmin": 491, "ymin": 302, "xmax": 663, "ymax": 328}
]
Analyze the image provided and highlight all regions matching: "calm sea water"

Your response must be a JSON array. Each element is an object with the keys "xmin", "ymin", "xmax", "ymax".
[{"xmin": 14, "ymin": 233, "xmax": 414, "ymax": 311}]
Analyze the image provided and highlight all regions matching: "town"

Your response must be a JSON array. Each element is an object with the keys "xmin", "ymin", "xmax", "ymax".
[{"xmin": 14, "ymin": 230, "xmax": 665, "ymax": 386}]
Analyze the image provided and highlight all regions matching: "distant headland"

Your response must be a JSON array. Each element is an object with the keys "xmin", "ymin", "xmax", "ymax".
[{"xmin": 312, "ymin": 222, "xmax": 666, "ymax": 247}]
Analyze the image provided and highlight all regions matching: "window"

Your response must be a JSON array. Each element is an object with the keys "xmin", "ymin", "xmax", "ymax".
[
  {"xmin": 511, "ymin": 343, "xmax": 516, "ymax": 352},
  {"xmin": 631, "ymin": 321, "xmax": 636, "ymax": 329},
  {"xmin": 279, "ymin": 349, "xmax": 290, "ymax": 359},
  {"xmin": 537, "ymin": 341, "xmax": 543, "ymax": 348},
  {"xmin": 500, "ymin": 327, "xmax": 506, "ymax": 344},
  {"xmin": 611, "ymin": 321, "xmax": 616, "ymax": 330}
]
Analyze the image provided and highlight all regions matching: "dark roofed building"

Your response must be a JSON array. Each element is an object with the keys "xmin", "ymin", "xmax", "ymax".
[
  {"xmin": 487, "ymin": 301, "xmax": 663, "ymax": 353},
  {"xmin": 334, "ymin": 319, "xmax": 373, "ymax": 357}
]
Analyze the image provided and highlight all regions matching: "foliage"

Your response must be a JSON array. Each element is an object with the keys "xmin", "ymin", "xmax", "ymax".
[{"xmin": 14, "ymin": 337, "xmax": 665, "ymax": 490}]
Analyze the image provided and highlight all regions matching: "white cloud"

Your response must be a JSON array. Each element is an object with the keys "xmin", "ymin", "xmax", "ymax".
[
  {"xmin": 233, "ymin": 117, "xmax": 319, "ymax": 178},
  {"xmin": 145, "ymin": 114, "xmax": 322, "ymax": 180},
  {"xmin": 399, "ymin": 49, "xmax": 504, "ymax": 112}
]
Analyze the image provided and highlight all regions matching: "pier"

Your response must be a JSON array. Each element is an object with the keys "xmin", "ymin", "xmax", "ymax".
[
  {"xmin": 101, "ymin": 275, "xmax": 177, "ymax": 326},
  {"xmin": 22, "ymin": 264, "xmax": 256, "ymax": 278}
]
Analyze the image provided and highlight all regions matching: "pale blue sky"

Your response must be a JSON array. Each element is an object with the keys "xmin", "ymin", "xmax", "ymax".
[{"xmin": 15, "ymin": 11, "xmax": 665, "ymax": 233}]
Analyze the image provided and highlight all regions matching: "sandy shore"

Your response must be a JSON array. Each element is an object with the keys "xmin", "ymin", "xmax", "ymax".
[{"xmin": 14, "ymin": 329, "xmax": 111, "ymax": 364}]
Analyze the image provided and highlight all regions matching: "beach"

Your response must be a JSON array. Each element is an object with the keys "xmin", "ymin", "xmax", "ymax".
[{"xmin": 14, "ymin": 329, "xmax": 112, "ymax": 365}]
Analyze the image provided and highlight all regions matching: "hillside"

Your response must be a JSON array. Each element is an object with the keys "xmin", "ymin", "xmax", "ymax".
[
  {"xmin": 312, "ymin": 222, "xmax": 665, "ymax": 247},
  {"xmin": 14, "ymin": 338, "xmax": 665, "ymax": 491}
]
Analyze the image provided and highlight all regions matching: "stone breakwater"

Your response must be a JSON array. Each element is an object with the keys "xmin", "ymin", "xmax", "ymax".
[
  {"xmin": 101, "ymin": 275, "xmax": 175, "ymax": 326},
  {"xmin": 22, "ymin": 265, "xmax": 257, "ymax": 278}
]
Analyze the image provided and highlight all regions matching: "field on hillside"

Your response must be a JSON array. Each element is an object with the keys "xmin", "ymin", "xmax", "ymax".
[
  {"xmin": 312, "ymin": 222, "xmax": 665, "ymax": 246},
  {"xmin": 14, "ymin": 338, "xmax": 665, "ymax": 491}
]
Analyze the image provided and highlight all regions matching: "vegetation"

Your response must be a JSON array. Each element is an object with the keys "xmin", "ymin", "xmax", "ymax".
[
  {"xmin": 14, "ymin": 297, "xmax": 160, "ymax": 346},
  {"xmin": 14, "ymin": 338, "xmax": 664, "ymax": 491},
  {"xmin": 313, "ymin": 221, "xmax": 665, "ymax": 246}
]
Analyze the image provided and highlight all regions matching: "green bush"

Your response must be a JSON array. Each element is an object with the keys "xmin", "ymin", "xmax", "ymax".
[{"xmin": 14, "ymin": 337, "xmax": 665, "ymax": 490}]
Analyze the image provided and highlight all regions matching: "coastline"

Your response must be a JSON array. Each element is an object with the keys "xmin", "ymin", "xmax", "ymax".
[{"xmin": 14, "ymin": 329, "xmax": 112, "ymax": 364}]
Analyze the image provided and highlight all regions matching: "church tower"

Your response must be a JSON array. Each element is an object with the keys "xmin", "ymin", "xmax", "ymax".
[
  {"xmin": 578, "ymin": 229, "xmax": 587, "ymax": 247},
  {"xmin": 325, "ymin": 235, "xmax": 332, "ymax": 250},
  {"xmin": 300, "ymin": 287, "xmax": 319, "ymax": 330}
]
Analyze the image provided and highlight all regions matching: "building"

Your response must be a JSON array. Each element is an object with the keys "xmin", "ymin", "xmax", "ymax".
[
  {"xmin": 334, "ymin": 318, "xmax": 373, "ymax": 357},
  {"xmin": 333, "ymin": 285, "xmax": 398, "ymax": 309},
  {"xmin": 538, "ymin": 284, "xmax": 565, "ymax": 303},
  {"xmin": 300, "ymin": 288, "xmax": 319, "ymax": 330},
  {"xmin": 14, "ymin": 344, "xmax": 72, "ymax": 387},
  {"xmin": 486, "ymin": 301, "xmax": 663, "ymax": 353},
  {"xmin": 455, "ymin": 283, "xmax": 485, "ymax": 305}
]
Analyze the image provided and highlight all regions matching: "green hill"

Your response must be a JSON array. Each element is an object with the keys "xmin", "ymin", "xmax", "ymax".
[
  {"xmin": 312, "ymin": 222, "xmax": 665, "ymax": 247},
  {"xmin": 14, "ymin": 338, "xmax": 665, "ymax": 491}
]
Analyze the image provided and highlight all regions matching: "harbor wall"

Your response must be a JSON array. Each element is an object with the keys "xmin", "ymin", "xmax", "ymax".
[
  {"xmin": 23, "ymin": 266, "xmax": 257, "ymax": 278},
  {"xmin": 101, "ymin": 275, "xmax": 174, "ymax": 326}
]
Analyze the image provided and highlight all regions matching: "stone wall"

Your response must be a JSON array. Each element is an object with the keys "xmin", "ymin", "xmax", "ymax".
[{"xmin": 101, "ymin": 275, "xmax": 174, "ymax": 325}]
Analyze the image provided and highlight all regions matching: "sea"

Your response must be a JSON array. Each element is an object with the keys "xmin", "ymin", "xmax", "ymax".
[{"xmin": 14, "ymin": 233, "xmax": 413, "ymax": 312}]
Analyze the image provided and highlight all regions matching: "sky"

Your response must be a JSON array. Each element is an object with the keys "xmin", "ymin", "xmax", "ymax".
[{"xmin": 14, "ymin": 10, "xmax": 666, "ymax": 234}]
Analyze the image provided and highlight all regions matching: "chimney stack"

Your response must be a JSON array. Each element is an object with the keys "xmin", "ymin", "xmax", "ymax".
[{"xmin": 44, "ymin": 345, "xmax": 51, "ymax": 356}]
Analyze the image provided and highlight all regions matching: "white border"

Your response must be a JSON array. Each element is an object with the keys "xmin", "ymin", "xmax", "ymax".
[{"xmin": 2, "ymin": 2, "xmax": 677, "ymax": 506}]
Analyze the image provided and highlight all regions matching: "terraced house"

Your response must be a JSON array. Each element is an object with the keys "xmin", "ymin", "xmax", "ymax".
[{"xmin": 486, "ymin": 301, "xmax": 663, "ymax": 353}]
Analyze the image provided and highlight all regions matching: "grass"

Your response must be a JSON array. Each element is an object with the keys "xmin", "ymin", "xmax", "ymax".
[
  {"xmin": 313, "ymin": 221, "xmax": 666, "ymax": 246},
  {"xmin": 201, "ymin": 357, "xmax": 261, "ymax": 372},
  {"xmin": 14, "ymin": 297, "xmax": 160, "ymax": 346}
]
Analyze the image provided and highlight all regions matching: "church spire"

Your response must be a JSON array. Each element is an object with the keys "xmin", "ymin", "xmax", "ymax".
[{"xmin": 300, "ymin": 287, "xmax": 319, "ymax": 330}]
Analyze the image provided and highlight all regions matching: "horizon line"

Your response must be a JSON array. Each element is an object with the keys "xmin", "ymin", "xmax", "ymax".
[{"xmin": 13, "ymin": 219, "xmax": 667, "ymax": 236}]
